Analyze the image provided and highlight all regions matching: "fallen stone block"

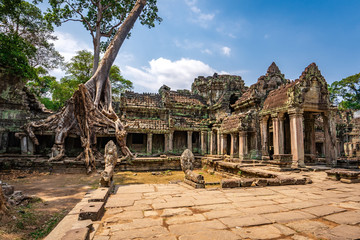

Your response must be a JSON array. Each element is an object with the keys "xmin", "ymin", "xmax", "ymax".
[
  {"xmin": 221, "ymin": 179, "xmax": 240, "ymax": 188},
  {"xmin": 254, "ymin": 178, "xmax": 268, "ymax": 187},
  {"xmin": 340, "ymin": 178, "xmax": 360, "ymax": 184},
  {"xmin": 185, "ymin": 170, "xmax": 205, "ymax": 184},
  {"xmin": 276, "ymin": 176, "xmax": 296, "ymax": 185},
  {"xmin": 85, "ymin": 187, "xmax": 111, "ymax": 202},
  {"xmin": 294, "ymin": 178, "xmax": 307, "ymax": 185},
  {"xmin": 240, "ymin": 178, "xmax": 254, "ymax": 187},
  {"xmin": 267, "ymin": 178, "xmax": 281, "ymax": 186},
  {"xmin": 183, "ymin": 178, "xmax": 205, "ymax": 189},
  {"xmin": 61, "ymin": 228, "xmax": 90, "ymax": 240},
  {"xmin": 79, "ymin": 202, "xmax": 105, "ymax": 221}
]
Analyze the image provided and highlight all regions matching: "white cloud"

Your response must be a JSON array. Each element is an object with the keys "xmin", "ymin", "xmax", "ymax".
[
  {"xmin": 184, "ymin": 0, "xmax": 215, "ymax": 28},
  {"xmin": 201, "ymin": 49, "xmax": 212, "ymax": 54},
  {"xmin": 49, "ymin": 31, "xmax": 92, "ymax": 80},
  {"xmin": 51, "ymin": 31, "xmax": 92, "ymax": 62},
  {"xmin": 174, "ymin": 39, "xmax": 204, "ymax": 50},
  {"xmin": 222, "ymin": 46, "xmax": 231, "ymax": 56},
  {"xmin": 123, "ymin": 58, "xmax": 217, "ymax": 92}
]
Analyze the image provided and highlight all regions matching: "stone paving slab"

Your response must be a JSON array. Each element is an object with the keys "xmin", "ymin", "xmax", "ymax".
[{"xmin": 91, "ymin": 172, "xmax": 360, "ymax": 240}]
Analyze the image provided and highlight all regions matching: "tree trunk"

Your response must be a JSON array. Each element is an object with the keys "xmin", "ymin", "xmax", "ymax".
[
  {"xmin": 0, "ymin": 187, "xmax": 8, "ymax": 219},
  {"xmin": 92, "ymin": 1, "xmax": 103, "ymax": 75},
  {"xmin": 24, "ymin": 0, "xmax": 147, "ymax": 172}
]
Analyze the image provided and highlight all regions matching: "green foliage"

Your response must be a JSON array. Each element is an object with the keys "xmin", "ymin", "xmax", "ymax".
[
  {"xmin": 40, "ymin": 0, "xmax": 161, "ymax": 71},
  {"xmin": 48, "ymin": 50, "xmax": 132, "ymax": 110},
  {"xmin": 0, "ymin": 32, "xmax": 36, "ymax": 79},
  {"xmin": 0, "ymin": 0, "xmax": 63, "ymax": 72},
  {"xmin": 330, "ymin": 73, "xmax": 360, "ymax": 110}
]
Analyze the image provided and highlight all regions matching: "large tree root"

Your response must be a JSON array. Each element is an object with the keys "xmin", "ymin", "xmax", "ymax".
[{"xmin": 24, "ymin": 84, "xmax": 134, "ymax": 173}]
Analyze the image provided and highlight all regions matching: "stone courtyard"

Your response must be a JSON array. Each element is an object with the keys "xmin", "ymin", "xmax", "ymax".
[{"xmin": 47, "ymin": 171, "xmax": 360, "ymax": 240}]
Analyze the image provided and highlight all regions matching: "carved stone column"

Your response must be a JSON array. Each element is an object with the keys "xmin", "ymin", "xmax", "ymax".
[
  {"xmin": 278, "ymin": 114, "xmax": 285, "ymax": 154},
  {"xmin": 221, "ymin": 134, "xmax": 227, "ymax": 155},
  {"xmin": 147, "ymin": 133, "xmax": 153, "ymax": 155},
  {"xmin": 164, "ymin": 133, "xmax": 169, "ymax": 152},
  {"xmin": 289, "ymin": 109, "xmax": 305, "ymax": 168},
  {"xmin": 187, "ymin": 131, "xmax": 193, "ymax": 151},
  {"xmin": 200, "ymin": 131, "xmax": 206, "ymax": 155},
  {"xmin": 217, "ymin": 131, "xmax": 221, "ymax": 155},
  {"xmin": 230, "ymin": 133, "xmax": 235, "ymax": 157},
  {"xmin": 272, "ymin": 115, "xmax": 280, "ymax": 156},
  {"xmin": 169, "ymin": 131, "xmax": 173, "ymax": 152},
  {"xmin": 210, "ymin": 131, "xmax": 215, "ymax": 155},
  {"xmin": 322, "ymin": 111, "xmax": 337, "ymax": 166},
  {"xmin": 260, "ymin": 116, "xmax": 270, "ymax": 159},
  {"xmin": 304, "ymin": 113, "xmax": 316, "ymax": 156},
  {"xmin": 239, "ymin": 131, "xmax": 247, "ymax": 160},
  {"xmin": 20, "ymin": 136, "xmax": 28, "ymax": 155}
]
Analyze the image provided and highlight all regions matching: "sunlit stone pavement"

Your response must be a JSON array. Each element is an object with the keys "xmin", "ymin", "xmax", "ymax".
[{"xmin": 94, "ymin": 171, "xmax": 360, "ymax": 240}]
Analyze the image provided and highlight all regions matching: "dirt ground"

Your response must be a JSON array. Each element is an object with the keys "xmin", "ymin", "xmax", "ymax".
[{"xmin": 0, "ymin": 169, "xmax": 223, "ymax": 240}]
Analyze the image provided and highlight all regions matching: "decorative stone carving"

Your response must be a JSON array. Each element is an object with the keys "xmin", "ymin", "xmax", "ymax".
[
  {"xmin": 100, "ymin": 140, "xmax": 117, "ymax": 187},
  {"xmin": 180, "ymin": 149, "xmax": 195, "ymax": 172}
]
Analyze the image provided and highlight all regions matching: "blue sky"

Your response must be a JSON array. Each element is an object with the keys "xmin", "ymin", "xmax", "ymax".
[{"xmin": 45, "ymin": 0, "xmax": 360, "ymax": 93}]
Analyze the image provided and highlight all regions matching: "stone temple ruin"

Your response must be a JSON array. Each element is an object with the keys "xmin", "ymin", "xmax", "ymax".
[{"xmin": 0, "ymin": 62, "xmax": 359, "ymax": 171}]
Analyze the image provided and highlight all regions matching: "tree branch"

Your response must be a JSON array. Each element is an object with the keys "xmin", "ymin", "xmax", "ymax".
[{"xmin": 64, "ymin": 0, "xmax": 95, "ymax": 32}]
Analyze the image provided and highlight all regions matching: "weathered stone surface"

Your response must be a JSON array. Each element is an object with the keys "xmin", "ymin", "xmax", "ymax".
[
  {"xmin": 254, "ymin": 178, "xmax": 268, "ymax": 187},
  {"xmin": 166, "ymin": 214, "xmax": 206, "ymax": 225},
  {"xmin": 161, "ymin": 208, "xmax": 192, "ymax": 217},
  {"xmin": 168, "ymin": 220, "xmax": 227, "ymax": 236},
  {"xmin": 179, "ymin": 230, "xmax": 239, "ymax": 240},
  {"xmin": 232, "ymin": 223, "xmax": 293, "ymax": 239},
  {"xmin": 317, "ymin": 224, "xmax": 360, "ymax": 240},
  {"xmin": 184, "ymin": 170, "xmax": 204, "ymax": 183},
  {"xmin": 219, "ymin": 215, "xmax": 272, "ymax": 227},
  {"xmin": 240, "ymin": 178, "xmax": 254, "ymax": 187},
  {"xmin": 110, "ymin": 218, "xmax": 163, "ymax": 231},
  {"xmin": 110, "ymin": 226, "xmax": 169, "ymax": 240},
  {"xmin": 79, "ymin": 202, "xmax": 105, "ymax": 221},
  {"xmin": 61, "ymin": 228, "xmax": 90, "ymax": 240},
  {"xmin": 100, "ymin": 140, "xmax": 117, "ymax": 187},
  {"xmin": 86, "ymin": 187, "xmax": 110, "ymax": 202},
  {"xmin": 286, "ymin": 220, "xmax": 329, "ymax": 234},
  {"xmin": 324, "ymin": 210, "xmax": 360, "ymax": 225},
  {"xmin": 262, "ymin": 210, "xmax": 315, "ymax": 223},
  {"xmin": 183, "ymin": 178, "xmax": 205, "ymax": 189},
  {"xmin": 180, "ymin": 149, "xmax": 195, "ymax": 171},
  {"xmin": 221, "ymin": 179, "xmax": 240, "ymax": 188},
  {"xmin": 302, "ymin": 205, "xmax": 347, "ymax": 217}
]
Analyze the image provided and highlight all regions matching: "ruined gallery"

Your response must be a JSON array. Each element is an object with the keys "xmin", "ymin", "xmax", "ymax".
[{"xmin": 1, "ymin": 62, "xmax": 358, "ymax": 170}]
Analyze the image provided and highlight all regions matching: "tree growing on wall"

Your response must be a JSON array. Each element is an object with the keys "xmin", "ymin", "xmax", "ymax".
[
  {"xmin": 25, "ymin": 0, "xmax": 149, "ymax": 172},
  {"xmin": 42, "ymin": 0, "xmax": 161, "ymax": 74},
  {"xmin": 329, "ymin": 73, "xmax": 360, "ymax": 110}
]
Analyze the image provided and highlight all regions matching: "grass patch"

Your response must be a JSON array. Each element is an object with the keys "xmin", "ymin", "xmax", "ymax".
[{"xmin": 29, "ymin": 210, "xmax": 67, "ymax": 240}]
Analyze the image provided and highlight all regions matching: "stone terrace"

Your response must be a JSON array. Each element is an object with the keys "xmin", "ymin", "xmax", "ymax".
[{"xmin": 92, "ymin": 172, "xmax": 360, "ymax": 240}]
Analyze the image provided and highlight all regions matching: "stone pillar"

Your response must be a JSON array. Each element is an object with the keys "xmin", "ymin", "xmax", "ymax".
[
  {"xmin": 221, "ymin": 134, "xmax": 227, "ymax": 155},
  {"xmin": 187, "ymin": 131, "xmax": 192, "ymax": 151},
  {"xmin": 322, "ymin": 112, "xmax": 337, "ymax": 166},
  {"xmin": 200, "ymin": 131, "xmax": 206, "ymax": 155},
  {"xmin": 272, "ymin": 115, "xmax": 280, "ymax": 156},
  {"xmin": 164, "ymin": 133, "xmax": 169, "ymax": 152},
  {"xmin": 147, "ymin": 133, "xmax": 153, "ymax": 155},
  {"xmin": 278, "ymin": 114, "xmax": 285, "ymax": 154},
  {"xmin": 27, "ymin": 137, "xmax": 34, "ymax": 155},
  {"xmin": 239, "ymin": 131, "xmax": 247, "ymax": 160},
  {"xmin": 210, "ymin": 131, "xmax": 215, "ymax": 155},
  {"xmin": 289, "ymin": 109, "xmax": 305, "ymax": 168},
  {"xmin": 304, "ymin": 113, "xmax": 316, "ymax": 156},
  {"xmin": 234, "ymin": 134, "xmax": 239, "ymax": 157},
  {"xmin": 217, "ymin": 131, "xmax": 221, "ymax": 155},
  {"xmin": 169, "ymin": 131, "xmax": 173, "ymax": 152},
  {"xmin": 20, "ymin": 136, "xmax": 28, "ymax": 155},
  {"xmin": 230, "ymin": 133, "xmax": 235, "ymax": 157},
  {"xmin": 260, "ymin": 116, "xmax": 270, "ymax": 159}
]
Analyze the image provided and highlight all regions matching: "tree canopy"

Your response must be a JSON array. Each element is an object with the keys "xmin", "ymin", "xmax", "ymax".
[
  {"xmin": 0, "ymin": 0, "xmax": 62, "ymax": 83},
  {"xmin": 41, "ymin": 0, "xmax": 162, "ymax": 73},
  {"xmin": 329, "ymin": 73, "xmax": 360, "ymax": 110},
  {"xmin": 29, "ymin": 50, "xmax": 132, "ymax": 110}
]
